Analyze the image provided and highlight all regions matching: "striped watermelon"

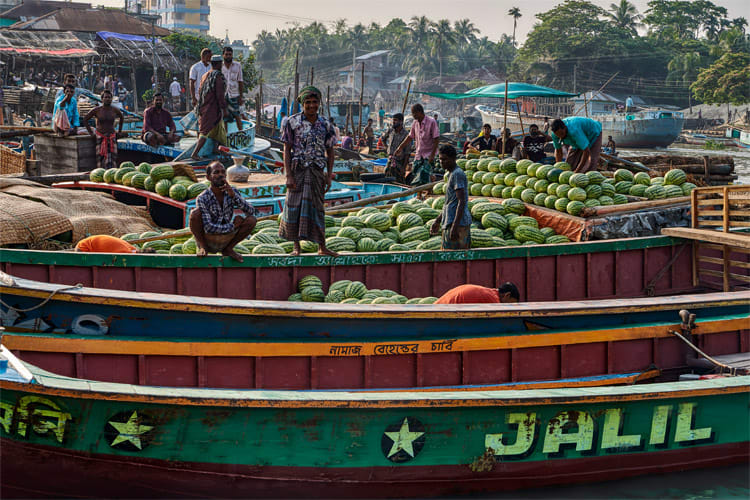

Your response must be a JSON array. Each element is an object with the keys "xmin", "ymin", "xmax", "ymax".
[
  {"xmin": 122, "ymin": 171, "xmax": 138, "ymax": 186},
  {"xmin": 131, "ymin": 173, "xmax": 148, "ymax": 189},
  {"xmin": 392, "ymin": 202, "xmax": 417, "ymax": 216},
  {"xmin": 546, "ymin": 168, "xmax": 563, "ymax": 183},
  {"xmin": 300, "ymin": 240, "xmax": 319, "ymax": 253},
  {"xmin": 288, "ymin": 293, "xmax": 303, "ymax": 301},
  {"xmin": 525, "ymin": 177, "xmax": 537, "ymax": 189},
  {"xmin": 558, "ymin": 171, "xmax": 574, "ymax": 185},
  {"xmin": 504, "ymin": 173, "xmax": 518, "ymax": 186},
  {"xmin": 324, "ymin": 215, "xmax": 336, "ymax": 227},
  {"xmin": 399, "ymin": 226, "xmax": 429, "ymax": 243},
  {"xmin": 326, "ymin": 236, "xmax": 357, "ymax": 252},
  {"xmin": 600, "ymin": 182, "xmax": 616, "ymax": 197},
  {"xmin": 417, "ymin": 237, "xmax": 442, "ymax": 250},
  {"xmin": 614, "ymin": 169, "xmax": 634, "ymax": 183},
  {"xmin": 103, "ymin": 168, "xmax": 118, "ymax": 183},
  {"xmin": 544, "ymin": 195, "xmax": 558, "ymax": 209},
  {"xmin": 340, "ymin": 298, "xmax": 359, "ymax": 304},
  {"xmin": 514, "ymin": 174, "xmax": 530, "ymax": 187},
  {"xmin": 365, "ymin": 212, "xmax": 391, "ymax": 231},
  {"xmin": 629, "ymin": 184, "xmax": 648, "ymax": 197},
  {"xmin": 345, "ymin": 281, "xmax": 367, "ymax": 299},
  {"xmin": 337, "ymin": 226, "xmax": 361, "ymax": 241},
  {"xmin": 142, "ymin": 239, "xmax": 170, "ymax": 252},
  {"xmin": 119, "ymin": 161, "xmax": 135, "ymax": 170},
  {"xmin": 481, "ymin": 172, "xmax": 495, "ymax": 184},
  {"xmin": 598, "ymin": 196, "xmax": 614, "ymax": 206},
  {"xmin": 491, "ymin": 185, "xmax": 504, "ymax": 198},
  {"xmin": 566, "ymin": 200, "xmax": 585, "ymax": 216},
  {"xmin": 493, "ymin": 173, "xmax": 506, "ymax": 185},
  {"xmin": 584, "ymin": 199, "xmax": 600, "ymax": 208},
  {"xmin": 556, "ymin": 184, "xmax": 572, "ymax": 198},
  {"xmin": 89, "ymin": 168, "xmax": 106, "ymax": 182},
  {"xmin": 534, "ymin": 179, "xmax": 549, "ymax": 193},
  {"xmin": 488, "ymin": 160, "xmax": 502, "ymax": 172},
  {"xmin": 664, "ymin": 185, "xmax": 684, "ymax": 198},
  {"xmin": 501, "ymin": 187, "xmax": 513, "ymax": 199},
  {"xmin": 278, "ymin": 241, "xmax": 294, "ymax": 253},
  {"xmin": 187, "ymin": 183, "xmax": 208, "ymax": 198},
  {"xmin": 325, "ymin": 290, "xmax": 345, "ymax": 303},
  {"xmin": 470, "ymin": 202, "xmax": 502, "ymax": 220},
  {"xmin": 554, "ymin": 197, "xmax": 570, "ymax": 212},
  {"xmin": 509, "ymin": 215, "xmax": 539, "ymax": 231},
  {"xmin": 397, "ymin": 213, "xmax": 423, "ymax": 232},
  {"xmin": 328, "ymin": 281, "xmax": 352, "ymax": 295},
  {"xmin": 251, "ymin": 232, "xmax": 278, "ymax": 245},
  {"xmin": 143, "ymin": 176, "xmax": 156, "ymax": 192},
  {"xmin": 682, "ymin": 182, "xmax": 697, "ymax": 195},
  {"xmin": 500, "ymin": 158, "xmax": 517, "ymax": 173},
  {"xmin": 554, "ymin": 161, "xmax": 571, "ymax": 171},
  {"xmin": 521, "ymin": 189, "xmax": 536, "ymax": 203},
  {"xmin": 253, "ymin": 220, "xmax": 279, "ymax": 232},
  {"xmin": 481, "ymin": 212, "xmax": 508, "ymax": 232},
  {"xmin": 357, "ymin": 207, "xmax": 379, "ymax": 217},
  {"xmin": 136, "ymin": 162, "xmax": 152, "ymax": 174},
  {"xmin": 301, "ymin": 286, "xmax": 325, "ymax": 302},
  {"xmin": 252, "ymin": 243, "xmax": 286, "ymax": 254},
  {"xmin": 586, "ymin": 171, "xmax": 606, "ymax": 184},
  {"xmin": 540, "ymin": 227, "xmax": 555, "ymax": 238},
  {"xmin": 357, "ymin": 237, "xmax": 378, "ymax": 252},
  {"xmin": 645, "ymin": 185, "xmax": 666, "ymax": 199},
  {"xmin": 470, "ymin": 183, "xmax": 483, "ymax": 196},
  {"xmin": 585, "ymin": 184, "xmax": 602, "ymax": 199},
  {"xmin": 341, "ymin": 216, "xmax": 365, "ymax": 229},
  {"xmin": 481, "ymin": 185, "xmax": 493, "ymax": 196},
  {"xmin": 375, "ymin": 238, "xmax": 395, "ymax": 251},
  {"xmin": 389, "ymin": 243, "xmax": 410, "ymax": 251},
  {"xmin": 182, "ymin": 239, "xmax": 198, "ymax": 254},
  {"xmin": 664, "ymin": 169, "xmax": 687, "ymax": 185},
  {"xmin": 470, "ymin": 228, "xmax": 494, "ymax": 248},
  {"xmin": 155, "ymin": 179, "xmax": 173, "ymax": 196},
  {"xmin": 634, "ymin": 172, "xmax": 651, "ymax": 185},
  {"xmin": 569, "ymin": 173, "xmax": 590, "ymax": 188},
  {"xmin": 546, "ymin": 235, "xmax": 570, "ymax": 244},
  {"xmin": 432, "ymin": 182, "xmax": 446, "ymax": 195},
  {"xmin": 472, "ymin": 171, "xmax": 485, "ymax": 183},
  {"xmin": 514, "ymin": 225, "xmax": 545, "ymax": 244},
  {"xmin": 615, "ymin": 181, "xmax": 633, "ymax": 194},
  {"xmin": 359, "ymin": 228, "xmax": 384, "ymax": 241},
  {"xmin": 568, "ymin": 187, "xmax": 587, "ymax": 201},
  {"xmin": 114, "ymin": 167, "xmax": 135, "ymax": 184},
  {"xmin": 298, "ymin": 275, "xmax": 323, "ymax": 292},
  {"xmin": 511, "ymin": 186, "xmax": 525, "ymax": 199},
  {"xmin": 169, "ymin": 243, "xmax": 184, "ymax": 254},
  {"xmin": 150, "ymin": 164, "xmax": 174, "ymax": 181},
  {"xmin": 533, "ymin": 193, "xmax": 547, "ymax": 206},
  {"xmin": 503, "ymin": 198, "xmax": 525, "ymax": 214},
  {"xmin": 613, "ymin": 194, "xmax": 628, "ymax": 204},
  {"xmin": 169, "ymin": 183, "xmax": 188, "ymax": 201},
  {"xmin": 650, "ymin": 177, "xmax": 665, "ymax": 185}
]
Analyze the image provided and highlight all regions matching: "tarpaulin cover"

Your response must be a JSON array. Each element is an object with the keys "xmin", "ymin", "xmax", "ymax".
[
  {"xmin": 96, "ymin": 31, "xmax": 157, "ymax": 43},
  {"xmin": 418, "ymin": 82, "xmax": 577, "ymax": 100}
]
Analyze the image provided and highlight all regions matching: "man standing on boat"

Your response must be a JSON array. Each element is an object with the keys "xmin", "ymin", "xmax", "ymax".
[
  {"xmin": 625, "ymin": 96, "xmax": 634, "ymax": 113},
  {"xmin": 221, "ymin": 46, "xmax": 244, "ymax": 131},
  {"xmin": 83, "ymin": 89, "xmax": 125, "ymax": 170},
  {"xmin": 279, "ymin": 85, "xmax": 338, "ymax": 257},
  {"xmin": 191, "ymin": 55, "xmax": 229, "ymax": 160},
  {"xmin": 550, "ymin": 117, "xmax": 602, "ymax": 173},
  {"xmin": 169, "ymin": 77, "xmax": 182, "ymax": 111},
  {"xmin": 382, "ymin": 113, "xmax": 411, "ymax": 184},
  {"xmin": 142, "ymin": 93, "xmax": 181, "ymax": 147},
  {"xmin": 189, "ymin": 48, "xmax": 212, "ymax": 110},
  {"xmin": 190, "ymin": 161, "xmax": 257, "ymax": 263},
  {"xmin": 392, "ymin": 103, "xmax": 439, "ymax": 187},
  {"xmin": 430, "ymin": 145, "xmax": 472, "ymax": 250},
  {"xmin": 363, "ymin": 118, "xmax": 375, "ymax": 151},
  {"xmin": 435, "ymin": 283, "xmax": 520, "ymax": 304}
]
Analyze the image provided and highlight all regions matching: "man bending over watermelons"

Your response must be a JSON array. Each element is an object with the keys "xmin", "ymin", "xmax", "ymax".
[
  {"xmin": 189, "ymin": 161, "xmax": 256, "ymax": 262},
  {"xmin": 435, "ymin": 282, "xmax": 520, "ymax": 304}
]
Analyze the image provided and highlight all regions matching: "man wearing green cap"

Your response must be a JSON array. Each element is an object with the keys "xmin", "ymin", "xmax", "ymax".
[{"xmin": 279, "ymin": 85, "xmax": 338, "ymax": 256}]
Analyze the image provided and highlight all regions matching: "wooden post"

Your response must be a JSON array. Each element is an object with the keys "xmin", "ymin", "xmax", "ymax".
[
  {"xmin": 501, "ymin": 80, "xmax": 508, "ymax": 159},
  {"xmin": 691, "ymin": 187, "xmax": 699, "ymax": 287},
  {"xmin": 293, "ymin": 49, "xmax": 299, "ymax": 111},
  {"xmin": 310, "ymin": 67, "xmax": 314, "ymax": 86},
  {"xmin": 401, "ymin": 79, "xmax": 412, "ymax": 114},
  {"xmin": 722, "ymin": 186, "xmax": 730, "ymax": 292},
  {"xmin": 358, "ymin": 62, "xmax": 364, "ymax": 138},
  {"xmin": 327, "ymin": 85, "xmax": 331, "ymax": 119},
  {"xmin": 516, "ymin": 99, "xmax": 525, "ymax": 136},
  {"xmin": 130, "ymin": 68, "xmax": 139, "ymax": 114}
]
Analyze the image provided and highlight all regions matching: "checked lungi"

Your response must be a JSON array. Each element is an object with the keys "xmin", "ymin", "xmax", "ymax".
[
  {"xmin": 95, "ymin": 130, "xmax": 117, "ymax": 169},
  {"xmin": 279, "ymin": 165, "xmax": 327, "ymax": 244}
]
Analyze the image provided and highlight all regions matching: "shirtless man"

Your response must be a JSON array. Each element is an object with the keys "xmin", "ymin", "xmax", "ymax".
[{"xmin": 84, "ymin": 89, "xmax": 125, "ymax": 170}]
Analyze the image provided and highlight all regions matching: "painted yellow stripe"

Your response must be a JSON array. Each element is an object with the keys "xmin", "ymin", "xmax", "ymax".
[
  {"xmin": 3, "ymin": 318, "xmax": 746, "ymax": 357},
  {"xmin": 3, "ymin": 285, "xmax": 749, "ymax": 319},
  {"xmin": 0, "ymin": 380, "xmax": 747, "ymax": 409}
]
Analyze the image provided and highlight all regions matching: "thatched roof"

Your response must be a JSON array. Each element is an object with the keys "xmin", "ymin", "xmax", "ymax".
[{"xmin": 0, "ymin": 30, "xmax": 96, "ymax": 59}]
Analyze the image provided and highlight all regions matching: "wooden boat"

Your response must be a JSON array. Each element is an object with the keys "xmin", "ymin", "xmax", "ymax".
[{"xmin": 1, "ymin": 346, "xmax": 747, "ymax": 498}]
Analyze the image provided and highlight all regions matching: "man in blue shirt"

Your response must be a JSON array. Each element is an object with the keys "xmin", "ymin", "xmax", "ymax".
[
  {"xmin": 625, "ymin": 96, "xmax": 634, "ymax": 112},
  {"xmin": 52, "ymin": 84, "xmax": 80, "ymax": 136},
  {"xmin": 430, "ymin": 144, "xmax": 472, "ymax": 250},
  {"xmin": 550, "ymin": 117, "xmax": 603, "ymax": 173}
]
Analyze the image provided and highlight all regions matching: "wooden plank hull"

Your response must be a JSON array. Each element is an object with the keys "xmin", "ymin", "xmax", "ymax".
[
  {"xmin": 2, "ymin": 276, "xmax": 748, "ymax": 390},
  {"xmin": 1, "ymin": 368, "xmax": 748, "ymax": 498},
  {"xmin": 0, "ymin": 235, "xmax": 697, "ymax": 302}
]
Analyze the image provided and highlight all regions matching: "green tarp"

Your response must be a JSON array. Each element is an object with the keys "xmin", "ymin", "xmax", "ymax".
[{"xmin": 418, "ymin": 82, "xmax": 577, "ymax": 100}]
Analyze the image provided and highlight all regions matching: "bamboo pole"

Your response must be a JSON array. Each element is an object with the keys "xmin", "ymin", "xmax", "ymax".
[
  {"xmin": 401, "ymin": 79, "xmax": 412, "ymax": 114},
  {"xmin": 326, "ymin": 85, "xmax": 331, "ymax": 119},
  {"xmin": 128, "ymin": 181, "xmax": 440, "ymax": 245},
  {"xmin": 581, "ymin": 196, "xmax": 690, "ymax": 218},
  {"xmin": 310, "ymin": 67, "xmax": 314, "ymax": 86},
  {"xmin": 500, "ymin": 80, "xmax": 508, "ymax": 159},
  {"xmin": 515, "ymin": 99, "xmax": 525, "ymax": 136},
  {"xmin": 357, "ymin": 62, "xmax": 364, "ymax": 139},
  {"xmin": 293, "ymin": 49, "xmax": 299, "ymax": 112}
]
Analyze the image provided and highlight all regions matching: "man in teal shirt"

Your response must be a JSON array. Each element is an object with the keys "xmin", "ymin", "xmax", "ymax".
[
  {"xmin": 550, "ymin": 117, "xmax": 602, "ymax": 173},
  {"xmin": 52, "ymin": 84, "xmax": 80, "ymax": 136}
]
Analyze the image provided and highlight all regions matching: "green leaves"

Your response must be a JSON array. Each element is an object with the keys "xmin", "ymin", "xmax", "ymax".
[{"xmin": 691, "ymin": 52, "xmax": 750, "ymax": 105}]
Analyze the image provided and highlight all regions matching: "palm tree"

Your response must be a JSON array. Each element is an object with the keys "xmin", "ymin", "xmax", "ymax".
[
  {"xmin": 508, "ymin": 7, "xmax": 522, "ymax": 45},
  {"xmin": 431, "ymin": 19, "xmax": 456, "ymax": 83},
  {"xmin": 607, "ymin": 0, "xmax": 642, "ymax": 35},
  {"xmin": 454, "ymin": 19, "xmax": 479, "ymax": 45}
]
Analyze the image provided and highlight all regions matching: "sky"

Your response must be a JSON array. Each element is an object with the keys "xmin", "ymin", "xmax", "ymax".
[{"xmin": 91, "ymin": 0, "xmax": 748, "ymax": 45}]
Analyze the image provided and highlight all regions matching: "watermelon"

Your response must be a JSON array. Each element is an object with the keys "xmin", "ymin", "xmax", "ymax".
[
  {"xmin": 509, "ymin": 215, "xmax": 539, "ymax": 231},
  {"xmin": 486, "ymin": 227, "xmax": 504, "ymax": 238},
  {"xmin": 586, "ymin": 171, "xmax": 606, "ymax": 185},
  {"xmin": 500, "ymin": 158, "xmax": 517, "ymax": 173},
  {"xmin": 584, "ymin": 199, "xmax": 600, "ymax": 208},
  {"xmin": 130, "ymin": 173, "xmax": 148, "ymax": 189},
  {"xmin": 341, "ymin": 216, "xmax": 365, "ymax": 229},
  {"xmin": 470, "ymin": 202, "xmax": 502, "ymax": 220},
  {"xmin": 664, "ymin": 169, "xmax": 687, "ymax": 185},
  {"xmin": 329, "ymin": 280, "xmax": 352, "ymax": 294},
  {"xmin": 359, "ymin": 228, "xmax": 384, "ymax": 241},
  {"xmin": 503, "ymin": 198, "xmax": 525, "ymax": 214},
  {"xmin": 584, "ymin": 184, "xmax": 602, "ymax": 199},
  {"xmin": 397, "ymin": 213, "xmax": 423, "ymax": 232},
  {"xmin": 525, "ymin": 177, "xmax": 537, "ymax": 189},
  {"xmin": 103, "ymin": 168, "xmax": 118, "ymax": 183},
  {"xmin": 187, "ymin": 183, "xmax": 208, "ymax": 198},
  {"xmin": 376, "ymin": 238, "xmax": 396, "ymax": 251},
  {"xmin": 501, "ymin": 187, "xmax": 514, "ymax": 199},
  {"xmin": 416, "ymin": 237, "xmax": 442, "ymax": 250},
  {"xmin": 554, "ymin": 161, "xmax": 571, "ymax": 171},
  {"xmin": 480, "ymin": 184, "xmax": 493, "ymax": 196},
  {"xmin": 155, "ymin": 179, "xmax": 173, "ymax": 196},
  {"xmin": 288, "ymin": 293, "xmax": 303, "ymax": 301},
  {"xmin": 567, "ymin": 187, "xmax": 587, "ymax": 201},
  {"xmin": 326, "ymin": 236, "xmax": 357, "ymax": 252},
  {"xmin": 399, "ymin": 226, "xmax": 429, "ymax": 244},
  {"xmin": 89, "ymin": 168, "xmax": 106, "ymax": 182},
  {"xmin": 532, "ymin": 193, "xmax": 546, "ymax": 206},
  {"xmin": 612, "ymin": 194, "xmax": 628, "ymax": 204},
  {"xmin": 142, "ymin": 239, "xmax": 170, "ymax": 252},
  {"xmin": 337, "ymin": 227, "xmax": 361, "ymax": 241},
  {"xmin": 122, "ymin": 171, "xmax": 138, "ymax": 187},
  {"xmin": 491, "ymin": 185, "xmax": 505, "ymax": 198},
  {"xmin": 554, "ymin": 198, "xmax": 570, "ymax": 212},
  {"xmin": 615, "ymin": 181, "xmax": 633, "ymax": 194},
  {"xmin": 481, "ymin": 212, "xmax": 508, "ymax": 232},
  {"xmin": 546, "ymin": 235, "xmax": 570, "ymax": 244},
  {"xmin": 169, "ymin": 183, "xmax": 188, "ymax": 201},
  {"xmin": 516, "ymin": 159, "xmax": 532, "ymax": 171},
  {"xmin": 511, "ymin": 185, "xmax": 525, "ymax": 199},
  {"xmin": 634, "ymin": 172, "xmax": 651, "ymax": 186},
  {"xmin": 357, "ymin": 207, "xmax": 380, "ymax": 218},
  {"xmin": 469, "ymin": 183, "xmax": 482, "ymax": 196},
  {"xmin": 324, "ymin": 290, "xmax": 345, "ymax": 303},
  {"xmin": 527, "ymin": 163, "xmax": 539, "ymax": 177},
  {"xmin": 645, "ymin": 185, "xmax": 666, "ymax": 199},
  {"xmin": 301, "ymin": 286, "xmax": 325, "ymax": 302},
  {"xmin": 121, "ymin": 233, "xmax": 140, "ymax": 242},
  {"xmin": 487, "ymin": 160, "xmax": 501, "ymax": 173},
  {"xmin": 182, "ymin": 239, "xmax": 198, "ymax": 254},
  {"xmin": 503, "ymin": 173, "xmax": 518, "ymax": 186},
  {"xmin": 150, "ymin": 164, "xmax": 174, "ymax": 181},
  {"xmin": 432, "ymin": 182, "xmax": 445, "ymax": 195},
  {"xmin": 253, "ymin": 220, "xmax": 279, "ymax": 232},
  {"xmin": 544, "ymin": 195, "xmax": 558, "ymax": 209},
  {"xmin": 345, "ymin": 281, "xmax": 367, "ymax": 299},
  {"xmin": 252, "ymin": 243, "xmax": 286, "ymax": 254},
  {"xmin": 598, "ymin": 196, "xmax": 614, "ymax": 206},
  {"xmin": 569, "ymin": 173, "xmax": 590, "ymax": 188},
  {"xmin": 539, "ymin": 227, "xmax": 556, "ymax": 238},
  {"xmin": 534, "ymin": 179, "xmax": 549, "ymax": 193},
  {"xmin": 650, "ymin": 177, "xmax": 665, "ymax": 185},
  {"xmin": 357, "ymin": 237, "xmax": 377, "ymax": 252},
  {"xmin": 298, "ymin": 275, "xmax": 323, "ymax": 292},
  {"xmin": 299, "ymin": 240, "xmax": 319, "ymax": 253},
  {"xmin": 558, "ymin": 171, "xmax": 574, "ymax": 185},
  {"xmin": 143, "ymin": 176, "xmax": 156, "ymax": 192},
  {"xmin": 470, "ymin": 228, "xmax": 494, "ymax": 248},
  {"xmin": 664, "ymin": 185, "xmax": 684, "ymax": 198},
  {"xmin": 521, "ymin": 188, "xmax": 537, "ymax": 203},
  {"xmin": 505, "ymin": 239, "xmax": 521, "ymax": 246},
  {"xmin": 383, "ymin": 228, "xmax": 400, "ymax": 241},
  {"xmin": 681, "ymin": 182, "xmax": 697, "ymax": 195},
  {"xmin": 566, "ymin": 200, "xmax": 585, "ymax": 216},
  {"xmin": 392, "ymin": 202, "xmax": 417, "ymax": 217},
  {"xmin": 546, "ymin": 168, "xmax": 563, "ymax": 183},
  {"xmin": 363, "ymin": 213, "xmax": 390, "ymax": 232},
  {"xmin": 169, "ymin": 243, "xmax": 184, "ymax": 254},
  {"xmin": 556, "ymin": 184, "xmax": 572, "ymax": 198},
  {"xmin": 457, "ymin": 159, "xmax": 468, "ymax": 169},
  {"xmin": 629, "ymin": 184, "xmax": 648, "ymax": 197},
  {"xmin": 600, "ymin": 182, "xmax": 616, "ymax": 197},
  {"xmin": 513, "ymin": 174, "xmax": 529, "ymax": 187},
  {"xmin": 546, "ymin": 183, "xmax": 560, "ymax": 196},
  {"xmin": 114, "ymin": 167, "xmax": 135, "ymax": 184},
  {"xmin": 324, "ymin": 215, "xmax": 336, "ymax": 227},
  {"xmin": 119, "ymin": 161, "xmax": 135, "ymax": 170},
  {"xmin": 614, "ymin": 169, "xmax": 634, "ymax": 183},
  {"xmin": 250, "ymin": 232, "xmax": 277, "ymax": 246},
  {"xmin": 477, "ymin": 159, "xmax": 491, "ymax": 171},
  {"xmin": 136, "ymin": 162, "xmax": 152, "ymax": 174},
  {"xmin": 480, "ymin": 172, "xmax": 494, "ymax": 184},
  {"xmin": 514, "ymin": 225, "xmax": 545, "ymax": 244},
  {"xmin": 492, "ymin": 173, "xmax": 505, "ymax": 185}
]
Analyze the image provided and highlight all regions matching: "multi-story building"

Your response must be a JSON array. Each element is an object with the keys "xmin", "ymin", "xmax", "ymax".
[{"xmin": 129, "ymin": 0, "xmax": 209, "ymax": 34}]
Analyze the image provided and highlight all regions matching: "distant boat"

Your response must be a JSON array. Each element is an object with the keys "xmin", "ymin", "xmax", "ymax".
[
  {"xmin": 725, "ymin": 125, "xmax": 750, "ymax": 148},
  {"xmin": 476, "ymin": 105, "xmax": 684, "ymax": 148}
]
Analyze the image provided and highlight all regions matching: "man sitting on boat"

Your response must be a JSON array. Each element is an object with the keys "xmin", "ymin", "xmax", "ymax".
[
  {"xmin": 550, "ymin": 117, "xmax": 602, "ymax": 173},
  {"xmin": 430, "ymin": 145, "xmax": 472, "ymax": 250},
  {"xmin": 604, "ymin": 136, "xmax": 617, "ymax": 155},
  {"xmin": 435, "ymin": 283, "xmax": 520, "ymax": 304},
  {"xmin": 142, "ymin": 93, "xmax": 181, "ymax": 147},
  {"xmin": 521, "ymin": 124, "xmax": 551, "ymax": 163},
  {"xmin": 495, "ymin": 127, "xmax": 520, "ymax": 159},
  {"xmin": 189, "ymin": 161, "xmax": 257, "ymax": 263},
  {"xmin": 469, "ymin": 124, "xmax": 496, "ymax": 151},
  {"xmin": 83, "ymin": 89, "xmax": 125, "ymax": 170}
]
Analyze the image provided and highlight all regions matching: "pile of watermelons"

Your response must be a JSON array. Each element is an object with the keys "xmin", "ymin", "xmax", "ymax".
[
  {"xmin": 433, "ymin": 154, "xmax": 695, "ymax": 217},
  {"xmin": 289, "ymin": 275, "xmax": 438, "ymax": 304},
  {"xmin": 121, "ymin": 196, "xmax": 572, "ymax": 255},
  {"xmin": 89, "ymin": 161, "xmax": 208, "ymax": 202}
]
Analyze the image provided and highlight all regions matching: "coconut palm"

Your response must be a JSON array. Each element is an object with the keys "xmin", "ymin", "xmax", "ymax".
[
  {"xmin": 606, "ymin": 0, "xmax": 642, "ymax": 35},
  {"xmin": 454, "ymin": 19, "xmax": 479, "ymax": 45},
  {"xmin": 508, "ymin": 7, "xmax": 522, "ymax": 45},
  {"xmin": 431, "ymin": 19, "xmax": 456, "ymax": 83}
]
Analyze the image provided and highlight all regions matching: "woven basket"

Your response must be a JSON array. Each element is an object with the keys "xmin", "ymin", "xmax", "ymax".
[
  {"xmin": 0, "ymin": 144, "xmax": 26, "ymax": 175},
  {"xmin": 0, "ymin": 193, "xmax": 73, "ymax": 246}
]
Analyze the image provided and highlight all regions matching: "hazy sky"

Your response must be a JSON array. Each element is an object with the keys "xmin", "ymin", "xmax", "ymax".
[{"xmin": 91, "ymin": 0, "xmax": 748, "ymax": 44}]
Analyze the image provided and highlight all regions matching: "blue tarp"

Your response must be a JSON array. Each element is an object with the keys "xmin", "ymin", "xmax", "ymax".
[{"xmin": 97, "ymin": 31, "xmax": 159, "ymax": 42}]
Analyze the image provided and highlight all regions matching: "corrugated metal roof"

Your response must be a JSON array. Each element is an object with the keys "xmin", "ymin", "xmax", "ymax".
[
  {"xmin": 356, "ymin": 50, "xmax": 389, "ymax": 61},
  {"xmin": 1, "ymin": 1, "xmax": 91, "ymax": 21},
  {"xmin": 7, "ymin": 7, "xmax": 171, "ymax": 36}
]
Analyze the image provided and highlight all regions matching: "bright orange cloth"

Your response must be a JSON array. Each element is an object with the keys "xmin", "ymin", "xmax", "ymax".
[
  {"xmin": 75, "ymin": 235, "xmax": 137, "ymax": 253},
  {"xmin": 435, "ymin": 284, "xmax": 500, "ymax": 304}
]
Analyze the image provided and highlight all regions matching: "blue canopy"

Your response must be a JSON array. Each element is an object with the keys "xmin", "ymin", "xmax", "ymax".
[{"xmin": 418, "ymin": 82, "xmax": 576, "ymax": 100}]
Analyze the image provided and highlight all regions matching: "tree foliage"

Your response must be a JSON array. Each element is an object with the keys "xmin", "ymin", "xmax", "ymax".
[{"xmin": 691, "ymin": 53, "xmax": 750, "ymax": 104}]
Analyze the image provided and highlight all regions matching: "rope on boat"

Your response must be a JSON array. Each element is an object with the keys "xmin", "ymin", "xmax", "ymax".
[
  {"xmin": 669, "ymin": 329, "xmax": 744, "ymax": 376},
  {"xmin": 0, "ymin": 283, "xmax": 83, "ymax": 313}
]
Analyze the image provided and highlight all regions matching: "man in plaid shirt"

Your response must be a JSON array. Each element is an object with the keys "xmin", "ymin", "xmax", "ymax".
[{"xmin": 190, "ymin": 161, "xmax": 256, "ymax": 262}]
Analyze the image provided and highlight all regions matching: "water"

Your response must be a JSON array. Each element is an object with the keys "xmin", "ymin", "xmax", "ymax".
[
  {"xmin": 620, "ymin": 145, "xmax": 750, "ymax": 184},
  {"xmin": 446, "ymin": 464, "xmax": 749, "ymax": 499}
]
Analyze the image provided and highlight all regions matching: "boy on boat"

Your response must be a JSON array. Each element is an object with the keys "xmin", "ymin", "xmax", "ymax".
[
  {"xmin": 430, "ymin": 145, "xmax": 472, "ymax": 250},
  {"xmin": 83, "ymin": 89, "xmax": 125, "ymax": 170},
  {"xmin": 189, "ymin": 161, "xmax": 257, "ymax": 263},
  {"xmin": 435, "ymin": 283, "xmax": 520, "ymax": 304},
  {"xmin": 469, "ymin": 124, "xmax": 497, "ymax": 151},
  {"xmin": 550, "ymin": 117, "xmax": 602, "ymax": 173}
]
